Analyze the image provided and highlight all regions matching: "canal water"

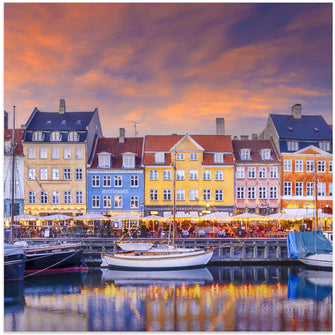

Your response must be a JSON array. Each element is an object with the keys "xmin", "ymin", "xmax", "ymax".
[{"xmin": 4, "ymin": 265, "xmax": 332, "ymax": 332}]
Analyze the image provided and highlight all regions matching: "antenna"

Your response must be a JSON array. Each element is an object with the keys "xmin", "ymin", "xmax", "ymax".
[{"xmin": 131, "ymin": 121, "xmax": 141, "ymax": 137}]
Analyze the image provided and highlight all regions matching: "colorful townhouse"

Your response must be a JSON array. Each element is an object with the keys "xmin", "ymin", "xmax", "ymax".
[
  {"xmin": 142, "ymin": 134, "xmax": 235, "ymax": 217},
  {"xmin": 22, "ymin": 99, "xmax": 103, "ymax": 217},
  {"xmin": 4, "ymin": 127, "xmax": 25, "ymax": 217},
  {"xmin": 86, "ymin": 128, "xmax": 144, "ymax": 216},
  {"xmin": 232, "ymin": 138, "xmax": 281, "ymax": 215},
  {"xmin": 260, "ymin": 103, "xmax": 333, "ymax": 216}
]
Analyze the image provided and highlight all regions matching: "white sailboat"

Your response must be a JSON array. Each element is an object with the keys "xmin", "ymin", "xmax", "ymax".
[{"xmin": 101, "ymin": 149, "xmax": 214, "ymax": 270}]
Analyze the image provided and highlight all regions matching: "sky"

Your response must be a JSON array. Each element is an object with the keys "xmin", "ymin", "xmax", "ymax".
[{"xmin": 4, "ymin": 2, "xmax": 333, "ymax": 138}]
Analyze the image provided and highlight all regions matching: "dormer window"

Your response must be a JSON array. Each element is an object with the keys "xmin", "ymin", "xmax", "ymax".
[
  {"xmin": 319, "ymin": 141, "xmax": 331, "ymax": 152},
  {"xmin": 260, "ymin": 149, "xmax": 271, "ymax": 160},
  {"xmin": 155, "ymin": 152, "xmax": 165, "ymax": 164},
  {"xmin": 32, "ymin": 131, "xmax": 44, "ymax": 141},
  {"xmin": 76, "ymin": 120, "xmax": 82, "ymax": 125},
  {"xmin": 50, "ymin": 131, "xmax": 61, "ymax": 142},
  {"xmin": 214, "ymin": 153, "xmax": 224, "ymax": 163},
  {"xmin": 61, "ymin": 120, "xmax": 67, "ymax": 124},
  {"xmin": 98, "ymin": 152, "xmax": 111, "ymax": 168},
  {"xmin": 287, "ymin": 141, "xmax": 298, "ymax": 151},
  {"xmin": 68, "ymin": 131, "xmax": 79, "ymax": 141},
  {"xmin": 240, "ymin": 149, "xmax": 251, "ymax": 160},
  {"xmin": 122, "ymin": 152, "xmax": 136, "ymax": 169}
]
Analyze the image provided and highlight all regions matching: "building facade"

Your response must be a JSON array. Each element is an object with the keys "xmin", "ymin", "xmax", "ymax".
[
  {"xmin": 87, "ymin": 129, "xmax": 144, "ymax": 216},
  {"xmin": 232, "ymin": 139, "xmax": 281, "ymax": 215},
  {"xmin": 143, "ymin": 134, "xmax": 235, "ymax": 217},
  {"xmin": 22, "ymin": 99, "xmax": 103, "ymax": 217}
]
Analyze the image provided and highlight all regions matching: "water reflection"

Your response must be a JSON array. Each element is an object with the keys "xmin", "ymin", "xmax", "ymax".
[{"xmin": 4, "ymin": 266, "xmax": 332, "ymax": 332}]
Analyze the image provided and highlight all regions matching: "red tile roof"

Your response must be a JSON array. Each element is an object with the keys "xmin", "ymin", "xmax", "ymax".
[{"xmin": 4, "ymin": 129, "xmax": 24, "ymax": 155}]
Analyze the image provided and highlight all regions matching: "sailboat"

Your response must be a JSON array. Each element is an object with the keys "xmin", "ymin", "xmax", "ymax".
[{"xmin": 101, "ymin": 150, "xmax": 214, "ymax": 270}]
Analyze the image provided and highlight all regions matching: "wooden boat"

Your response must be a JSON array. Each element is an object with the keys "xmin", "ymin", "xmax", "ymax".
[{"xmin": 4, "ymin": 243, "xmax": 26, "ymax": 281}]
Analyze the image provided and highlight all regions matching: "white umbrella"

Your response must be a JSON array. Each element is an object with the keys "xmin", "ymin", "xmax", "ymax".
[
  {"xmin": 232, "ymin": 212, "xmax": 265, "ymax": 220},
  {"xmin": 202, "ymin": 212, "xmax": 230, "ymax": 220},
  {"xmin": 40, "ymin": 214, "xmax": 72, "ymax": 221},
  {"xmin": 74, "ymin": 213, "xmax": 107, "ymax": 220},
  {"xmin": 112, "ymin": 214, "xmax": 141, "ymax": 220},
  {"xmin": 142, "ymin": 215, "xmax": 165, "ymax": 221},
  {"xmin": 12, "ymin": 214, "xmax": 38, "ymax": 221}
]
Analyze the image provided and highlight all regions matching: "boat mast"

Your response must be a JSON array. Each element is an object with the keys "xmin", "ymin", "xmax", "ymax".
[
  {"xmin": 10, "ymin": 106, "xmax": 16, "ymax": 244},
  {"xmin": 314, "ymin": 154, "xmax": 318, "ymax": 230},
  {"xmin": 172, "ymin": 149, "xmax": 176, "ymax": 246}
]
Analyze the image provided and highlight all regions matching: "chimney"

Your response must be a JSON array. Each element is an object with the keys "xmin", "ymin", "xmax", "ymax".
[
  {"xmin": 252, "ymin": 133, "xmax": 258, "ymax": 140},
  {"xmin": 4, "ymin": 111, "xmax": 8, "ymax": 129},
  {"xmin": 291, "ymin": 103, "xmax": 302, "ymax": 119},
  {"xmin": 59, "ymin": 99, "xmax": 66, "ymax": 114},
  {"xmin": 216, "ymin": 118, "xmax": 225, "ymax": 135},
  {"xmin": 233, "ymin": 136, "xmax": 238, "ymax": 140},
  {"xmin": 241, "ymin": 135, "xmax": 249, "ymax": 140},
  {"xmin": 119, "ymin": 128, "xmax": 125, "ymax": 143}
]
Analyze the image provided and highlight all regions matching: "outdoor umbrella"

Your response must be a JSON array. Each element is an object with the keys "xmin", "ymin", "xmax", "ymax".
[
  {"xmin": 74, "ymin": 213, "xmax": 107, "ymax": 220},
  {"xmin": 12, "ymin": 214, "xmax": 38, "ymax": 221},
  {"xmin": 40, "ymin": 214, "xmax": 72, "ymax": 221},
  {"xmin": 142, "ymin": 214, "xmax": 165, "ymax": 221}
]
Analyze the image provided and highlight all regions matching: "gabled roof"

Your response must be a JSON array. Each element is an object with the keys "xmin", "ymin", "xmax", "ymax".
[
  {"xmin": 232, "ymin": 140, "xmax": 280, "ymax": 164},
  {"xmin": 90, "ymin": 137, "xmax": 144, "ymax": 169},
  {"xmin": 4, "ymin": 129, "xmax": 24, "ymax": 155},
  {"xmin": 270, "ymin": 114, "xmax": 332, "ymax": 140},
  {"xmin": 289, "ymin": 145, "xmax": 332, "ymax": 156}
]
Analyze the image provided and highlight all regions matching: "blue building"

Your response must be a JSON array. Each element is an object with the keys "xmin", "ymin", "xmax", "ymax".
[{"xmin": 87, "ymin": 128, "xmax": 144, "ymax": 218}]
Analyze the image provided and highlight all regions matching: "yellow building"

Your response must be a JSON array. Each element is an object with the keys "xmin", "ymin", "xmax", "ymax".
[
  {"xmin": 22, "ymin": 100, "xmax": 102, "ymax": 217},
  {"xmin": 143, "ymin": 134, "xmax": 234, "ymax": 217}
]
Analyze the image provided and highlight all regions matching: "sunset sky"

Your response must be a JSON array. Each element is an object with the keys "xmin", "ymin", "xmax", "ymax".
[{"xmin": 4, "ymin": 3, "xmax": 332, "ymax": 138}]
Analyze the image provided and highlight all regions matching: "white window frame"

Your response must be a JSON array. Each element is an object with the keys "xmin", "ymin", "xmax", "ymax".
[
  {"xmin": 76, "ymin": 191, "xmax": 83, "ymax": 204},
  {"xmin": 295, "ymin": 182, "xmax": 303, "ymax": 196},
  {"xmin": 63, "ymin": 168, "xmax": 71, "ymax": 180},
  {"xmin": 203, "ymin": 189, "xmax": 211, "ymax": 201},
  {"xmin": 237, "ymin": 187, "xmax": 245, "ymax": 199},
  {"xmin": 51, "ymin": 148, "xmax": 59, "ymax": 159},
  {"xmin": 150, "ymin": 170, "xmax": 158, "ymax": 180},
  {"xmin": 40, "ymin": 191, "xmax": 48, "ymax": 204},
  {"xmin": 203, "ymin": 170, "xmax": 211, "ymax": 181},
  {"xmin": 50, "ymin": 131, "xmax": 61, "ymax": 142},
  {"xmin": 92, "ymin": 175, "xmax": 100, "ymax": 187},
  {"xmin": 75, "ymin": 168, "xmax": 83, "ymax": 181},
  {"xmin": 39, "ymin": 148, "xmax": 47, "ymax": 159},
  {"xmin": 103, "ymin": 175, "xmax": 111, "ymax": 187},
  {"xmin": 40, "ymin": 168, "xmax": 48, "ymax": 180},
  {"xmin": 214, "ymin": 153, "xmax": 224, "ymax": 163},
  {"xmin": 306, "ymin": 182, "xmax": 314, "ymax": 196},
  {"xmin": 215, "ymin": 170, "xmax": 223, "ymax": 180},
  {"xmin": 248, "ymin": 167, "xmax": 256, "ymax": 179},
  {"xmin": 150, "ymin": 189, "xmax": 158, "ymax": 201},
  {"xmin": 306, "ymin": 160, "xmax": 314, "ymax": 172},
  {"xmin": 295, "ymin": 160, "xmax": 303, "ymax": 172},
  {"xmin": 28, "ymin": 148, "xmax": 36, "ymax": 159},
  {"xmin": 329, "ymin": 182, "xmax": 333, "ymax": 196},
  {"xmin": 270, "ymin": 166, "xmax": 278, "ymax": 178},
  {"xmin": 114, "ymin": 175, "xmax": 122, "ymax": 187},
  {"xmin": 75, "ymin": 148, "xmax": 83, "ymax": 159},
  {"xmin": 248, "ymin": 187, "xmax": 256, "ymax": 199},
  {"xmin": 190, "ymin": 189, "xmax": 198, "ymax": 201},
  {"xmin": 52, "ymin": 191, "xmax": 60, "ymax": 204},
  {"xmin": 236, "ymin": 167, "xmax": 245, "ymax": 179},
  {"xmin": 130, "ymin": 196, "xmax": 139, "ymax": 209},
  {"xmin": 189, "ymin": 170, "xmax": 198, "ymax": 180},
  {"xmin": 317, "ymin": 160, "xmax": 325, "ymax": 173},
  {"xmin": 28, "ymin": 168, "xmax": 36, "ymax": 180},
  {"xmin": 317, "ymin": 182, "xmax": 326, "ymax": 196},
  {"xmin": 240, "ymin": 149, "xmax": 251, "ymax": 160},
  {"xmin": 163, "ymin": 170, "xmax": 171, "ymax": 180},
  {"xmin": 163, "ymin": 189, "xmax": 172, "ymax": 201},
  {"xmin": 33, "ymin": 131, "xmax": 43, "ymax": 141},
  {"xmin": 269, "ymin": 186, "xmax": 278, "ymax": 199},
  {"xmin": 319, "ymin": 141, "xmax": 331, "ymax": 151},
  {"xmin": 176, "ymin": 153, "xmax": 184, "ymax": 160},
  {"xmin": 190, "ymin": 153, "xmax": 198, "ymax": 161},
  {"xmin": 131, "ymin": 175, "xmax": 139, "ymax": 187},
  {"xmin": 284, "ymin": 182, "xmax": 292, "ymax": 196},
  {"xmin": 176, "ymin": 189, "xmax": 185, "ymax": 201},
  {"xmin": 259, "ymin": 186, "xmax": 266, "ymax": 199},
  {"xmin": 258, "ymin": 166, "xmax": 267, "ymax": 179},
  {"xmin": 176, "ymin": 170, "xmax": 185, "ymax": 180},
  {"xmin": 154, "ymin": 152, "xmax": 165, "ymax": 164},
  {"xmin": 52, "ymin": 168, "xmax": 59, "ymax": 180},
  {"xmin": 284, "ymin": 159, "xmax": 292, "ymax": 172},
  {"xmin": 29, "ymin": 191, "xmax": 36, "ymax": 204},
  {"xmin": 260, "ymin": 149, "xmax": 271, "ymax": 160},
  {"xmin": 122, "ymin": 153, "xmax": 135, "ymax": 169},
  {"xmin": 63, "ymin": 148, "xmax": 71, "ymax": 159},
  {"xmin": 98, "ymin": 154, "xmax": 111, "ymax": 168},
  {"xmin": 103, "ymin": 195, "xmax": 112, "ymax": 208},
  {"xmin": 287, "ymin": 141, "xmax": 298, "ymax": 151},
  {"xmin": 92, "ymin": 195, "xmax": 100, "ymax": 208},
  {"xmin": 215, "ymin": 189, "xmax": 223, "ymax": 201},
  {"xmin": 68, "ymin": 131, "xmax": 79, "ymax": 141}
]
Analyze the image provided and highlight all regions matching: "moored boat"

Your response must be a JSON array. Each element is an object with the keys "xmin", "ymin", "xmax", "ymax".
[{"xmin": 4, "ymin": 243, "xmax": 26, "ymax": 281}]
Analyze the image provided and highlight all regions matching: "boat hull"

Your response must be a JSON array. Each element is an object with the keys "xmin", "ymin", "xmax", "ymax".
[
  {"xmin": 4, "ymin": 257, "xmax": 26, "ymax": 281},
  {"xmin": 299, "ymin": 253, "xmax": 333, "ymax": 269},
  {"xmin": 102, "ymin": 249, "xmax": 214, "ymax": 270}
]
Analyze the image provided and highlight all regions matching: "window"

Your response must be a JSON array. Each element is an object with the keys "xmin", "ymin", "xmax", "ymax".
[
  {"xmin": 98, "ymin": 154, "xmax": 111, "ymax": 168},
  {"xmin": 203, "ymin": 189, "xmax": 211, "ymax": 201},
  {"xmin": 63, "ymin": 148, "xmax": 71, "ymax": 159},
  {"xmin": 28, "ymin": 168, "xmax": 36, "ymax": 180},
  {"xmin": 76, "ymin": 191, "xmax": 83, "ymax": 204},
  {"xmin": 51, "ymin": 148, "xmax": 59, "ymax": 159},
  {"xmin": 103, "ymin": 175, "xmax": 111, "ymax": 187},
  {"xmin": 131, "ymin": 196, "xmax": 139, "ymax": 209},
  {"xmin": 177, "ymin": 189, "xmax": 185, "ymax": 201},
  {"xmin": 75, "ymin": 168, "xmax": 83, "ymax": 180},
  {"xmin": 150, "ymin": 189, "xmax": 158, "ymax": 201},
  {"xmin": 240, "ymin": 149, "xmax": 250, "ymax": 160},
  {"xmin": 317, "ymin": 182, "xmax": 326, "ymax": 196},
  {"xmin": 306, "ymin": 160, "xmax": 314, "ymax": 172},
  {"xmin": 215, "ymin": 170, "xmax": 223, "ymax": 180},
  {"xmin": 318, "ymin": 161, "xmax": 325, "ymax": 173},
  {"xmin": 68, "ymin": 131, "xmax": 79, "ymax": 141},
  {"xmin": 63, "ymin": 168, "xmax": 71, "ymax": 180},
  {"xmin": 64, "ymin": 191, "xmax": 71, "ymax": 204},
  {"xmin": 131, "ymin": 175, "xmax": 139, "ymax": 187},
  {"xmin": 258, "ymin": 167, "xmax": 266, "ymax": 179},
  {"xmin": 215, "ymin": 190, "xmax": 223, "ymax": 201},
  {"xmin": 248, "ymin": 167, "xmax": 256, "ymax": 179},
  {"xmin": 189, "ymin": 170, "xmax": 198, "ymax": 180},
  {"xmin": 260, "ymin": 149, "xmax": 271, "ymax": 160},
  {"xmin": 287, "ymin": 141, "xmax": 298, "ymax": 151},
  {"xmin": 270, "ymin": 167, "xmax": 278, "ymax": 178},
  {"xmin": 92, "ymin": 175, "xmax": 100, "ymax": 187},
  {"xmin": 163, "ymin": 189, "xmax": 172, "ymax": 201},
  {"xmin": 92, "ymin": 195, "xmax": 100, "ymax": 208},
  {"xmin": 50, "ymin": 131, "xmax": 61, "ymax": 141},
  {"xmin": 33, "ymin": 131, "xmax": 43, "ymax": 141},
  {"xmin": 40, "ymin": 168, "xmax": 48, "ymax": 180},
  {"xmin": 114, "ymin": 196, "xmax": 122, "ymax": 208},
  {"xmin": 329, "ymin": 161, "xmax": 332, "ymax": 173},
  {"xmin": 176, "ymin": 153, "xmax": 184, "ymax": 160},
  {"xmin": 122, "ymin": 153, "xmax": 135, "ymax": 168},
  {"xmin": 237, "ymin": 187, "xmax": 245, "ymax": 199},
  {"xmin": 114, "ymin": 175, "xmax": 122, "ymax": 187},
  {"xmin": 176, "ymin": 170, "xmax": 185, "ymax": 180},
  {"xmin": 284, "ymin": 182, "xmax": 292, "ymax": 196},
  {"xmin": 190, "ymin": 189, "xmax": 198, "ymax": 201},
  {"xmin": 40, "ymin": 148, "xmax": 47, "ymax": 159},
  {"xmin": 295, "ymin": 160, "xmax": 303, "ymax": 172},
  {"xmin": 40, "ymin": 191, "xmax": 48, "ymax": 204},
  {"xmin": 190, "ymin": 153, "xmax": 198, "ymax": 161},
  {"xmin": 103, "ymin": 195, "xmax": 112, "ymax": 208},
  {"xmin": 150, "ymin": 170, "xmax": 158, "ymax": 180},
  {"xmin": 28, "ymin": 148, "xmax": 35, "ymax": 159},
  {"xmin": 306, "ymin": 182, "xmax": 314, "ymax": 196},
  {"xmin": 284, "ymin": 159, "xmax": 292, "ymax": 172},
  {"xmin": 269, "ymin": 187, "xmax": 278, "ymax": 199},
  {"xmin": 319, "ymin": 141, "xmax": 331, "ymax": 151},
  {"xmin": 163, "ymin": 170, "xmax": 171, "ymax": 180},
  {"xmin": 248, "ymin": 187, "xmax": 256, "ymax": 199},
  {"xmin": 259, "ymin": 186, "xmax": 266, "ymax": 199},
  {"xmin": 236, "ymin": 167, "xmax": 245, "ymax": 179},
  {"xmin": 29, "ymin": 191, "xmax": 36, "ymax": 204},
  {"xmin": 75, "ymin": 148, "xmax": 83, "ymax": 159},
  {"xmin": 214, "ymin": 153, "xmax": 224, "ymax": 163},
  {"xmin": 52, "ymin": 191, "xmax": 60, "ymax": 204},
  {"xmin": 155, "ymin": 152, "xmax": 165, "ymax": 163},
  {"xmin": 295, "ymin": 182, "xmax": 303, "ymax": 196},
  {"xmin": 329, "ymin": 182, "xmax": 333, "ymax": 196},
  {"xmin": 203, "ymin": 170, "xmax": 211, "ymax": 180},
  {"xmin": 52, "ymin": 168, "xmax": 59, "ymax": 180}
]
